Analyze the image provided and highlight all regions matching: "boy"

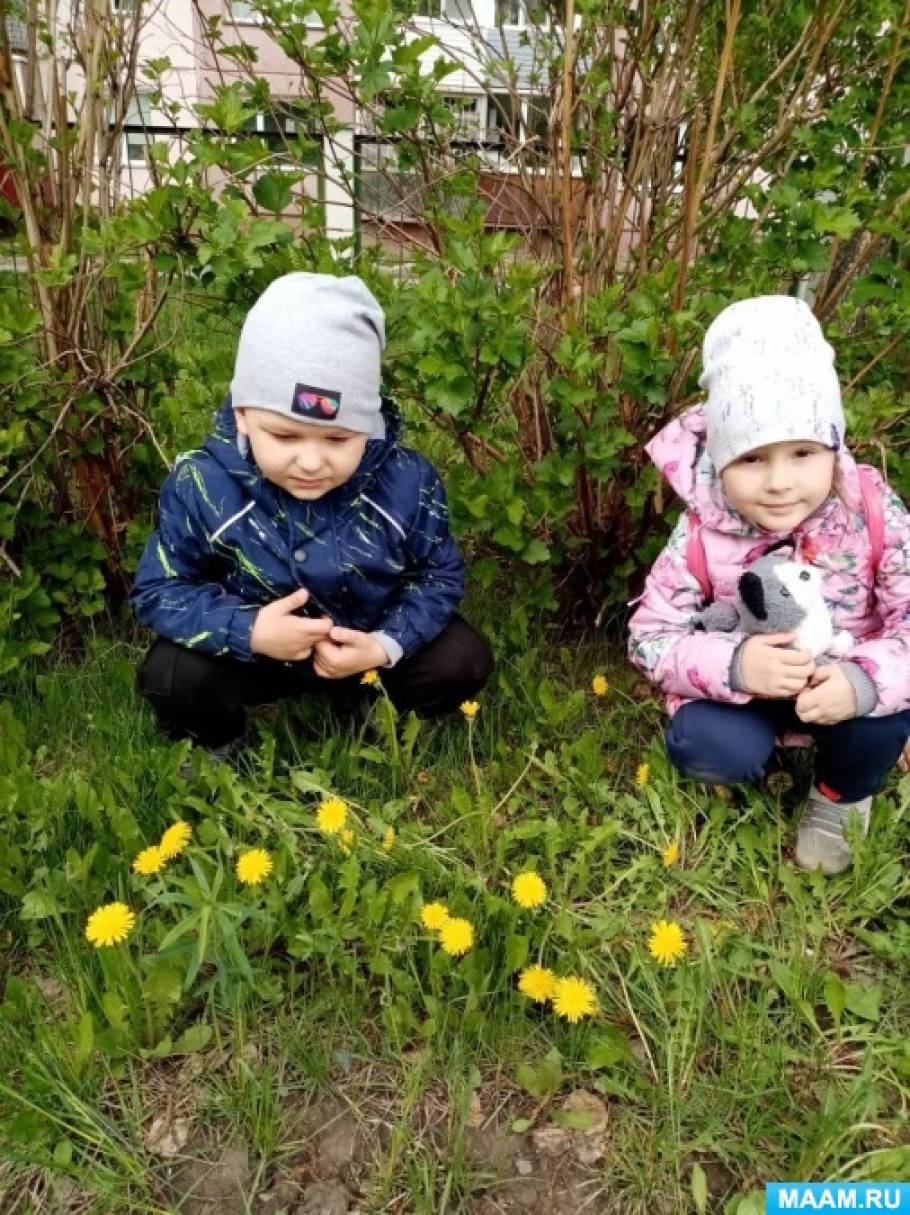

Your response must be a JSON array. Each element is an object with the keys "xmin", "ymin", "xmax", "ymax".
[{"xmin": 131, "ymin": 273, "xmax": 493, "ymax": 752}]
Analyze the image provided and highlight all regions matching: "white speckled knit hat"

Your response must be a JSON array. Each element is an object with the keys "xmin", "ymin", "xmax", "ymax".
[{"xmin": 699, "ymin": 295, "xmax": 844, "ymax": 472}]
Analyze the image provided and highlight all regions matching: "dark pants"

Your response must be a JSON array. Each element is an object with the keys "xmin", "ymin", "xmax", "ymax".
[
  {"xmin": 138, "ymin": 615, "xmax": 494, "ymax": 747},
  {"xmin": 665, "ymin": 699, "xmax": 910, "ymax": 801}
]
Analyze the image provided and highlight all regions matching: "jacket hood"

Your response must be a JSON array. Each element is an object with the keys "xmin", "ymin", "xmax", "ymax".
[
  {"xmin": 646, "ymin": 404, "xmax": 866, "ymax": 539},
  {"xmin": 203, "ymin": 396, "xmax": 403, "ymax": 505}
]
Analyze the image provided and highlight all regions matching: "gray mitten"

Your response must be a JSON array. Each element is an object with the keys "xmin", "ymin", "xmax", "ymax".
[{"xmin": 692, "ymin": 601, "xmax": 741, "ymax": 632}]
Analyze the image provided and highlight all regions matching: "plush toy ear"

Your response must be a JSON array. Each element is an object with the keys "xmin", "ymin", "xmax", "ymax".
[{"xmin": 739, "ymin": 571, "xmax": 767, "ymax": 620}]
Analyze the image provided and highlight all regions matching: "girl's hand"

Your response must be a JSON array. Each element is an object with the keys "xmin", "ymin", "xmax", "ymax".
[
  {"xmin": 795, "ymin": 664, "xmax": 857, "ymax": 725},
  {"xmin": 897, "ymin": 739, "xmax": 910, "ymax": 774},
  {"xmin": 739, "ymin": 633, "xmax": 815, "ymax": 698}
]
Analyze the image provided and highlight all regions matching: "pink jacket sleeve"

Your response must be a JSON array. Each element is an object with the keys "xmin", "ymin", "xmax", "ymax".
[
  {"xmin": 628, "ymin": 515, "xmax": 753, "ymax": 705},
  {"xmin": 847, "ymin": 482, "xmax": 910, "ymax": 717}
]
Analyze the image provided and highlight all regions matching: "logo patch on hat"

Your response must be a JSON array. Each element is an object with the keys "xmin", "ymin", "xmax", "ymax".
[{"xmin": 291, "ymin": 383, "xmax": 341, "ymax": 421}]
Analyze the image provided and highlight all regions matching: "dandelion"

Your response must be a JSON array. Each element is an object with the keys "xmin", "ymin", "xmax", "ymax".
[
  {"xmin": 661, "ymin": 840, "xmax": 679, "ymax": 867},
  {"xmin": 460, "ymin": 700, "xmax": 479, "ymax": 719},
  {"xmin": 85, "ymin": 902, "xmax": 136, "ymax": 948},
  {"xmin": 159, "ymin": 821, "xmax": 191, "ymax": 859},
  {"xmin": 420, "ymin": 901, "xmax": 450, "ymax": 932},
  {"xmin": 518, "ymin": 965, "xmax": 558, "ymax": 1003},
  {"xmin": 339, "ymin": 828, "xmax": 356, "ymax": 856},
  {"xmin": 361, "ymin": 669, "xmax": 380, "ymax": 686},
  {"xmin": 635, "ymin": 762, "xmax": 650, "ymax": 787},
  {"xmin": 381, "ymin": 827, "xmax": 395, "ymax": 853},
  {"xmin": 235, "ymin": 848, "xmax": 273, "ymax": 885},
  {"xmin": 439, "ymin": 917, "xmax": 473, "ymax": 957},
  {"xmin": 511, "ymin": 871, "xmax": 547, "ymax": 910},
  {"xmin": 317, "ymin": 797, "xmax": 348, "ymax": 835},
  {"xmin": 591, "ymin": 674, "xmax": 608, "ymax": 696},
  {"xmin": 132, "ymin": 845, "xmax": 167, "ymax": 877},
  {"xmin": 552, "ymin": 976, "xmax": 597, "ymax": 1023},
  {"xmin": 648, "ymin": 919, "xmax": 687, "ymax": 966}
]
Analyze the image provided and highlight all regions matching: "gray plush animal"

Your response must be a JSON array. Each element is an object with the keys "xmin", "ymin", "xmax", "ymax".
[{"xmin": 693, "ymin": 551, "xmax": 853, "ymax": 660}]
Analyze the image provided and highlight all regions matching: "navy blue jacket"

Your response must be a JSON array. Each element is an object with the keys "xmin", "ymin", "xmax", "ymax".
[{"xmin": 130, "ymin": 401, "xmax": 465, "ymax": 664}]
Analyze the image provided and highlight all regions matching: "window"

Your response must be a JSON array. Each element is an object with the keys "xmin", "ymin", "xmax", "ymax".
[
  {"xmin": 486, "ymin": 92, "xmax": 519, "ymax": 143},
  {"xmin": 495, "ymin": 0, "xmax": 524, "ymax": 24},
  {"xmin": 123, "ymin": 92, "xmax": 153, "ymax": 165},
  {"xmin": 440, "ymin": 95, "xmax": 483, "ymax": 140},
  {"xmin": 229, "ymin": 1, "xmax": 322, "ymax": 23},
  {"xmin": 524, "ymin": 94, "xmax": 550, "ymax": 145},
  {"xmin": 416, "ymin": 0, "xmax": 472, "ymax": 20},
  {"xmin": 243, "ymin": 102, "xmax": 314, "ymax": 152},
  {"xmin": 359, "ymin": 141, "xmax": 426, "ymax": 220},
  {"xmin": 112, "ymin": 0, "xmax": 137, "ymax": 10}
]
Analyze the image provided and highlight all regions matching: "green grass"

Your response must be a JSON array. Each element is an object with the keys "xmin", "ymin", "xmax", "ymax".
[{"xmin": 0, "ymin": 607, "xmax": 908, "ymax": 1213}]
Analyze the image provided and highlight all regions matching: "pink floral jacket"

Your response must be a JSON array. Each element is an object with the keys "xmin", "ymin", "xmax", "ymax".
[{"xmin": 628, "ymin": 405, "xmax": 910, "ymax": 718}]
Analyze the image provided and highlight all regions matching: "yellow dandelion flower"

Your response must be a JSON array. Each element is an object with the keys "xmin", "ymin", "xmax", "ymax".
[
  {"xmin": 552, "ymin": 976, "xmax": 597, "ymax": 1023},
  {"xmin": 648, "ymin": 919, "xmax": 687, "ymax": 966},
  {"xmin": 316, "ymin": 797, "xmax": 348, "ymax": 835},
  {"xmin": 159, "ymin": 821, "xmax": 191, "ymax": 859},
  {"xmin": 381, "ymin": 827, "xmax": 395, "ymax": 853},
  {"xmin": 511, "ymin": 871, "xmax": 547, "ymax": 910},
  {"xmin": 635, "ymin": 763, "xmax": 650, "ymax": 787},
  {"xmin": 661, "ymin": 841, "xmax": 679, "ymax": 867},
  {"xmin": 420, "ymin": 901, "xmax": 449, "ymax": 932},
  {"xmin": 235, "ymin": 848, "xmax": 273, "ymax": 886},
  {"xmin": 460, "ymin": 700, "xmax": 479, "ymax": 719},
  {"xmin": 518, "ymin": 965, "xmax": 558, "ymax": 1003},
  {"xmin": 361, "ymin": 669, "xmax": 380, "ymax": 686},
  {"xmin": 591, "ymin": 674, "xmax": 608, "ymax": 696},
  {"xmin": 132, "ymin": 845, "xmax": 167, "ymax": 877},
  {"xmin": 439, "ymin": 917, "xmax": 473, "ymax": 957},
  {"xmin": 339, "ymin": 828, "xmax": 356, "ymax": 856},
  {"xmin": 85, "ymin": 902, "xmax": 135, "ymax": 948}
]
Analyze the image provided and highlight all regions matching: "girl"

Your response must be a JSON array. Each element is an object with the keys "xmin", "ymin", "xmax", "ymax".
[{"xmin": 629, "ymin": 295, "xmax": 910, "ymax": 875}]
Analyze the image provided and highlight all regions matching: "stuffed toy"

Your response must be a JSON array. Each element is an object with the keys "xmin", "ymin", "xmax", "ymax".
[{"xmin": 693, "ymin": 550, "xmax": 853, "ymax": 660}]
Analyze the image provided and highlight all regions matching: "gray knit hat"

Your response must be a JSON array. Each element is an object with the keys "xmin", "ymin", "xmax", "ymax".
[
  {"xmin": 699, "ymin": 295, "xmax": 844, "ymax": 472},
  {"xmin": 230, "ymin": 272, "xmax": 385, "ymax": 436}
]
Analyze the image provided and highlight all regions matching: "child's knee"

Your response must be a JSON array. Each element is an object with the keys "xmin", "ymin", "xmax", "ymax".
[{"xmin": 664, "ymin": 710, "xmax": 770, "ymax": 786}]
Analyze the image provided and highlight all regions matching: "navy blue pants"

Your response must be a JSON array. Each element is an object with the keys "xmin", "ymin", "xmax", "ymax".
[{"xmin": 665, "ymin": 699, "xmax": 910, "ymax": 801}]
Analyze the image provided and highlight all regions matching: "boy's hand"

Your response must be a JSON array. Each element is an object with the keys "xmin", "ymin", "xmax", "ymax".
[
  {"xmin": 795, "ymin": 664, "xmax": 857, "ymax": 725},
  {"xmin": 739, "ymin": 633, "xmax": 815, "ymax": 698},
  {"xmin": 250, "ymin": 589, "xmax": 332, "ymax": 661},
  {"xmin": 312, "ymin": 626, "xmax": 389, "ymax": 680}
]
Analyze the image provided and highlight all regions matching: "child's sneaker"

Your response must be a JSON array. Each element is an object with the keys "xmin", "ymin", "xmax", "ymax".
[{"xmin": 795, "ymin": 785, "xmax": 871, "ymax": 875}]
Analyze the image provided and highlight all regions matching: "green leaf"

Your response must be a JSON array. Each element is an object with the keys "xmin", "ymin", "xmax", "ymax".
[
  {"xmin": 823, "ymin": 972, "xmax": 845, "ymax": 1025},
  {"xmin": 53, "ymin": 1138, "xmax": 74, "ymax": 1167},
  {"xmin": 516, "ymin": 1047, "xmax": 563, "ymax": 1101},
  {"xmin": 586, "ymin": 1027, "xmax": 631, "ymax": 1069},
  {"xmin": 74, "ymin": 1012, "xmax": 94, "ymax": 1071},
  {"xmin": 172, "ymin": 1021, "xmax": 213, "ymax": 1054},
  {"xmin": 842, "ymin": 981, "xmax": 881, "ymax": 1023},
  {"xmin": 20, "ymin": 889, "xmax": 61, "ymax": 920},
  {"xmin": 691, "ymin": 1162, "xmax": 708, "ymax": 1215},
  {"xmin": 101, "ymin": 991, "xmax": 128, "ymax": 1033},
  {"xmin": 553, "ymin": 1108, "xmax": 600, "ymax": 1131},
  {"xmin": 387, "ymin": 870, "xmax": 420, "ymax": 906},
  {"xmin": 143, "ymin": 963, "xmax": 184, "ymax": 1008},
  {"xmin": 521, "ymin": 539, "xmax": 551, "ymax": 565},
  {"xmin": 505, "ymin": 934, "xmax": 529, "ymax": 974},
  {"xmin": 252, "ymin": 173, "xmax": 294, "ymax": 213}
]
